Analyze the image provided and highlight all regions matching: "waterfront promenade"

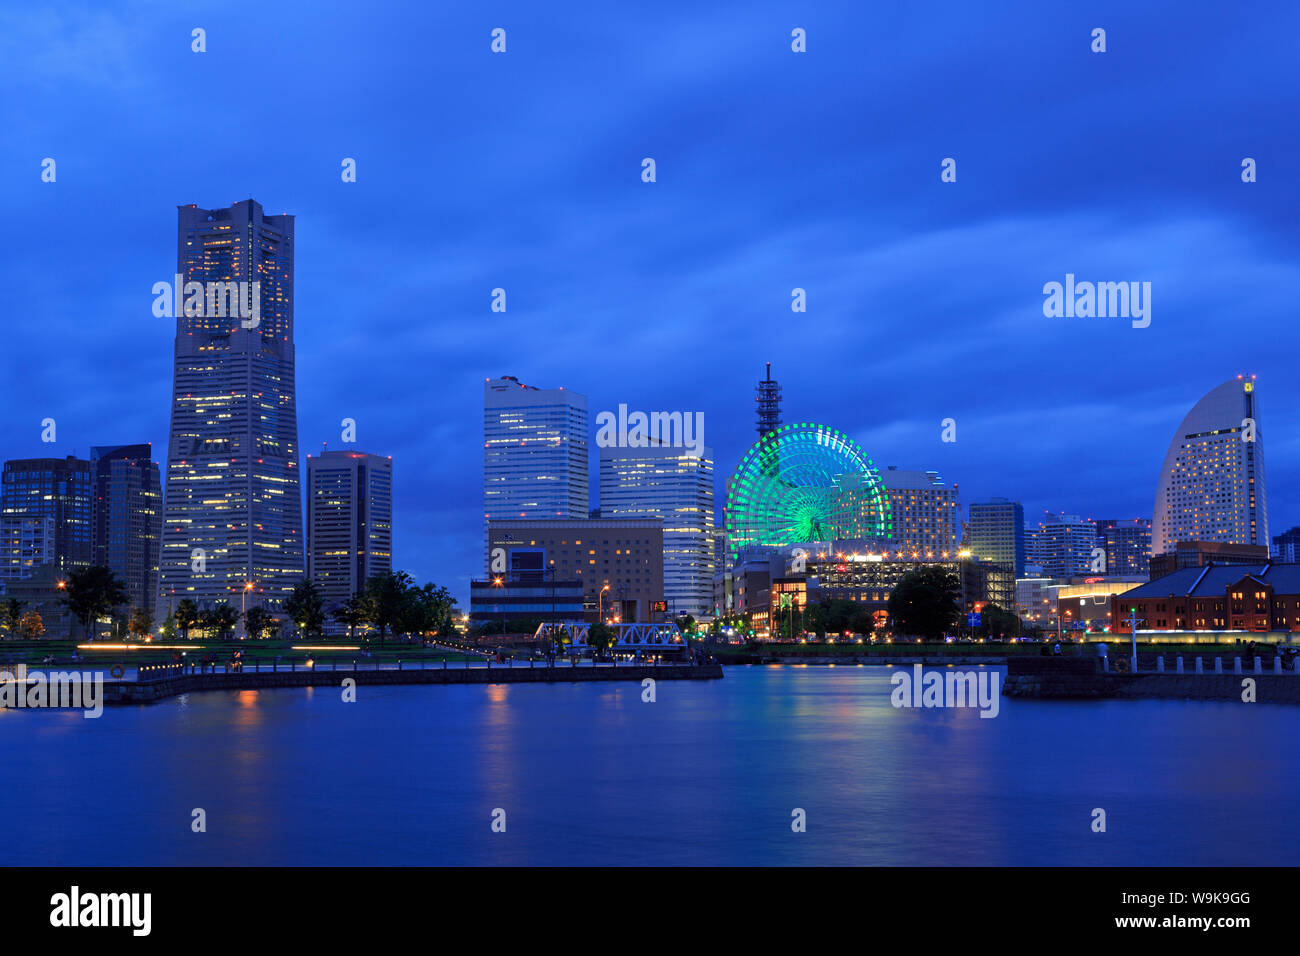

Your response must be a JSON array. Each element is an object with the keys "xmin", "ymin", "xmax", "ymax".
[
  {"xmin": 103, "ymin": 658, "xmax": 722, "ymax": 704},
  {"xmin": 1003, "ymin": 655, "xmax": 1300, "ymax": 703}
]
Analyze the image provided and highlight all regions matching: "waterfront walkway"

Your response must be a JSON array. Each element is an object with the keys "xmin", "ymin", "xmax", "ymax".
[{"xmin": 104, "ymin": 658, "xmax": 722, "ymax": 704}]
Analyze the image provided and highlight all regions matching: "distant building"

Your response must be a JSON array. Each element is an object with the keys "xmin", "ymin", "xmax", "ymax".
[
  {"xmin": 599, "ymin": 443, "xmax": 715, "ymax": 618},
  {"xmin": 1015, "ymin": 576, "xmax": 1056, "ymax": 626},
  {"xmin": 1272, "ymin": 526, "xmax": 1300, "ymax": 563},
  {"xmin": 469, "ymin": 577, "xmax": 584, "ymax": 628},
  {"xmin": 1152, "ymin": 377, "xmax": 1268, "ymax": 556},
  {"xmin": 1148, "ymin": 540, "xmax": 1270, "ymax": 579},
  {"xmin": 1094, "ymin": 518, "xmax": 1151, "ymax": 578},
  {"xmin": 0, "ymin": 565, "xmax": 77, "ymax": 639},
  {"xmin": 485, "ymin": 518, "xmax": 663, "ymax": 624},
  {"xmin": 967, "ymin": 498, "xmax": 1025, "ymax": 575},
  {"xmin": 0, "ymin": 515, "xmax": 53, "ymax": 583},
  {"xmin": 483, "ymin": 377, "xmax": 589, "ymax": 570},
  {"xmin": 1029, "ymin": 512, "xmax": 1097, "ymax": 578},
  {"xmin": 91, "ymin": 444, "xmax": 161, "ymax": 617},
  {"xmin": 1053, "ymin": 578, "xmax": 1145, "ymax": 631},
  {"xmin": 880, "ymin": 467, "xmax": 960, "ymax": 557},
  {"xmin": 1, "ymin": 456, "xmax": 91, "ymax": 574},
  {"xmin": 306, "ymin": 450, "xmax": 393, "ymax": 612},
  {"xmin": 1112, "ymin": 562, "xmax": 1300, "ymax": 633}
]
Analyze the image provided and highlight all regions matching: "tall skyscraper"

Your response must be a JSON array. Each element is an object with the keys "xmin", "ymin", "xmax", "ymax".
[
  {"xmin": 1152, "ymin": 376, "xmax": 1268, "ymax": 556},
  {"xmin": 91, "ymin": 444, "xmax": 161, "ymax": 616},
  {"xmin": 967, "ymin": 498, "xmax": 1025, "ymax": 575},
  {"xmin": 306, "ymin": 449, "xmax": 393, "ymax": 609},
  {"xmin": 880, "ymin": 467, "xmax": 960, "ymax": 556},
  {"xmin": 599, "ymin": 443, "xmax": 715, "ymax": 618},
  {"xmin": 1094, "ymin": 518, "xmax": 1151, "ymax": 578},
  {"xmin": 159, "ymin": 200, "xmax": 303, "ymax": 613},
  {"xmin": 483, "ymin": 376, "xmax": 588, "ymax": 568},
  {"xmin": 0, "ymin": 456, "xmax": 91, "ymax": 574}
]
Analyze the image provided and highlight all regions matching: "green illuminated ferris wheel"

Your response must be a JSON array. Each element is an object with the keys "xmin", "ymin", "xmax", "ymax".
[{"xmin": 724, "ymin": 423, "xmax": 892, "ymax": 560}]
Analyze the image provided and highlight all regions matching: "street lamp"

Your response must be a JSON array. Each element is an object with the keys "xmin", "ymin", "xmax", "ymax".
[
  {"xmin": 241, "ymin": 581, "xmax": 254, "ymax": 639},
  {"xmin": 599, "ymin": 584, "xmax": 609, "ymax": 623},
  {"xmin": 492, "ymin": 576, "xmax": 504, "ymax": 638}
]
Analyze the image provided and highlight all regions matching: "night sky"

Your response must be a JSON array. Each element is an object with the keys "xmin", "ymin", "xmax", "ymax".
[{"xmin": 4, "ymin": 1, "xmax": 1298, "ymax": 604}]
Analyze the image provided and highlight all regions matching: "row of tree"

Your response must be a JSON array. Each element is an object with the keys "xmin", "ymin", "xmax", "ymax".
[{"xmin": 0, "ymin": 565, "xmax": 459, "ymax": 643}]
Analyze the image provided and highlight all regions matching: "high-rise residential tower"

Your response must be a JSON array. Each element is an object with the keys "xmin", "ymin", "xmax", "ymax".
[
  {"xmin": 600, "ymin": 442, "xmax": 715, "ymax": 618},
  {"xmin": 1030, "ymin": 512, "xmax": 1098, "ymax": 579},
  {"xmin": 91, "ymin": 444, "xmax": 161, "ymax": 616},
  {"xmin": 306, "ymin": 449, "xmax": 393, "ymax": 610},
  {"xmin": 0, "ymin": 456, "xmax": 91, "ymax": 575},
  {"xmin": 1094, "ymin": 518, "xmax": 1152, "ymax": 578},
  {"xmin": 880, "ymin": 467, "xmax": 960, "ymax": 557},
  {"xmin": 159, "ymin": 200, "xmax": 303, "ymax": 613},
  {"xmin": 1152, "ymin": 377, "xmax": 1268, "ymax": 556},
  {"xmin": 483, "ymin": 376, "xmax": 589, "ymax": 568},
  {"xmin": 967, "ymin": 498, "xmax": 1026, "ymax": 575}
]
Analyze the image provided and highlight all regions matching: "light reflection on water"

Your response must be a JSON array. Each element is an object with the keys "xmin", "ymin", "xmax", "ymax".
[{"xmin": 0, "ymin": 666, "xmax": 1294, "ymax": 866}]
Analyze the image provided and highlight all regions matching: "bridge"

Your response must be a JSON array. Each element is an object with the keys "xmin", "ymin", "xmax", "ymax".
[{"xmin": 533, "ymin": 621, "xmax": 691, "ymax": 658}]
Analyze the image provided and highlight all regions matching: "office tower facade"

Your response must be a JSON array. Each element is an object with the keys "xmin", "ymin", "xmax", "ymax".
[
  {"xmin": 483, "ymin": 377, "xmax": 589, "ymax": 568},
  {"xmin": 485, "ymin": 518, "xmax": 663, "ymax": 623},
  {"xmin": 306, "ymin": 450, "xmax": 393, "ymax": 610},
  {"xmin": 967, "ymin": 498, "xmax": 1026, "ymax": 575},
  {"xmin": 91, "ymin": 444, "xmax": 161, "ymax": 616},
  {"xmin": 1094, "ymin": 518, "xmax": 1152, "ymax": 578},
  {"xmin": 599, "ymin": 443, "xmax": 715, "ymax": 618},
  {"xmin": 1152, "ymin": 377, "xmax": 1268, "ymax": 557},
  {"xmin": 0, "ymin": 456, "xmax": 91, "ymax": 575},
  {"xmin": 880, "ymin": 467, "xmax": 960, "ymax": 556},
  {"xmin": 0, "ymin": 515, "xmax": 53, "ymax": 582},
  {"xmin": 1031, "ymin": 512, "xmax": 1098, "ymax": 578},
  {"xmin": 159, "ymin": 200, "xmax": 303, "ymax": 613}
]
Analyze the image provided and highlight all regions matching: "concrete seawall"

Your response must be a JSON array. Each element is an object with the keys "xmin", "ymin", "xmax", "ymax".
[
  {"xmin": 1003, "ymin": 658, "xmax": 1300, "ymax": 704},
  {"xmin": 104, "ymin": 662, "xmax": 723, "ymax": 704}
]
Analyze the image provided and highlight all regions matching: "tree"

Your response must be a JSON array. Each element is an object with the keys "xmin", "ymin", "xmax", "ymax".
[
  {"xmin": 158, "ymin": 614, "xmax": 177, "ymax": 641},
  {"xmin": 1, "ymin": 598, "xmax": 24, "ymax": 639},
  {"xmin": 174, "ymin": 600, "xmax": 200, "ymax": 640},
  {"xmin": 362, "ymin": 571, "xmax": 413, "ymax": 643},
  {"xmin": 587, "ymin": 622, "xmax": 616, "ymax": 659},
  {"xmin": 201, "ymin": 603, "xmax": 239, "ymax": 640},
  {"xmin": 62, "ymin": 565, "xmax": 129, "ymax": 641},
  {"xmin": 128, "ymin": 607, "xmax": 152, "ymax": 641},
  {"xmin": 887, "ymin": 567, "xmax": 961, "ymax": 640},
  {"xmin": 284, "ymin": 579, "xmax": 326, "ymax": 639},
  {"xmin": 243, "ymin": 606, "xmax": 273, "ymax": 640},
  {"xmin": 401, "ymin": 582, "xmax": 457, "ymax": 640},
  {"xmin": 331, "ymin": 593, "xmax": 367, "ymax": 641},
  {"xmin": 17, "ymin": 610, "xmax": 44, "ymax": 640},
  {"xmin": 975, "ymin": 603, "xmax": 1021, "ymax": 640}
]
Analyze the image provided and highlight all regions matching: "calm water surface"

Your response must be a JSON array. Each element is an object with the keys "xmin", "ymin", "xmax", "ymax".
[{"xmin": 1, "ymin": 665, "xmax": 1294, "ymax": 865}]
